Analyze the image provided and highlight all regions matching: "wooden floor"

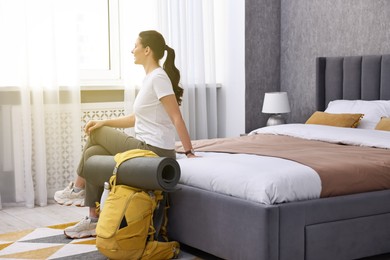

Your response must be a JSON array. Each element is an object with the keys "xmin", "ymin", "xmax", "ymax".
[{"xmin": 0, "ymin": 202, "xmax": 86, "ymax": 234}]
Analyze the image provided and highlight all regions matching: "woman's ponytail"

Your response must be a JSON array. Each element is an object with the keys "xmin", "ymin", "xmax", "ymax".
[
  {"xmin": 139, "ymin": 31, "xmax": 183, "ymax": 105},
  {"xmin": 164, "ymin": 45, "xmax": 183, "ymax": 106}
]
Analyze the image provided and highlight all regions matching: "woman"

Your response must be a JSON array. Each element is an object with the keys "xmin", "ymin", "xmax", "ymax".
[{"xmin": 55, "ymin": 30, "xmax": 196, "ymax": 239}]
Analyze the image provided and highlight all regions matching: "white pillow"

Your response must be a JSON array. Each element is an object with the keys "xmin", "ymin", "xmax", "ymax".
[{"xmin": 325, "ymin": 100, "xmax": 390, "ymax": 129}]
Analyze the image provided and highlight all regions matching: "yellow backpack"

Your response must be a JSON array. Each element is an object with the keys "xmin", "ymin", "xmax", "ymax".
[{"xmin": 95, "ymin": 149, "xmax": 180, "ymax": 260}]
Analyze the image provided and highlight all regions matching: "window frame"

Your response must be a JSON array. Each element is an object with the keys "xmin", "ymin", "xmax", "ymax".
[{"xmin": 80, "ymin": 0, "xmax": 122, "ymax": 87}]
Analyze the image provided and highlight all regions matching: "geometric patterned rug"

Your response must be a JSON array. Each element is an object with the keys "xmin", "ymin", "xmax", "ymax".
[
  {"xmin": 0, "ymin": 222, "xmax": 202, "ymax": 259},
  {"xmin": 0, "ymin": 222, "xmax": 106, "ymax": 259}
]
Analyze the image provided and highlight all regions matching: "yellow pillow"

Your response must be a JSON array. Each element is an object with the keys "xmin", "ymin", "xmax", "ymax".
[
  {"xmin": 375, "ymin": 117, "xmax": 390, "ymax": 131},
  {"xmin": 305, "ymin": 111, "xmax": 364, "ymax": 128}
]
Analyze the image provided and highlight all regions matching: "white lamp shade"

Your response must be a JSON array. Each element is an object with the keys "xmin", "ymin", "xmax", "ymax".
[{"xmin": 262, "ymin": 92, "xmax": 291, "ymax": 114}]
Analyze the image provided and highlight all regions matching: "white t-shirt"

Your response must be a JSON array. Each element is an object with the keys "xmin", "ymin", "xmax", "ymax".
[{"xmin": 133, "ymin": 67, "xmax": 176, "ymax": 150}]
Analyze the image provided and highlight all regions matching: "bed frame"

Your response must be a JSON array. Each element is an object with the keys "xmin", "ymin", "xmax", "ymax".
[{"xmin": 167, "ymin": 54, "xmax": 390, "ymax": 260}]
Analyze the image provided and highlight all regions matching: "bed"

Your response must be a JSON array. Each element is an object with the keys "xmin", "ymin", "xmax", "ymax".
[{"xmin": 167, "ymin": 54, "xmax": 390, "ymax": 260}]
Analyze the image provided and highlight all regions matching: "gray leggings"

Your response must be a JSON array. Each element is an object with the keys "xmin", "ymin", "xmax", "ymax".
[{"xmin": 78, "ymin": 126, "xmax": 176, "ymax": 207}]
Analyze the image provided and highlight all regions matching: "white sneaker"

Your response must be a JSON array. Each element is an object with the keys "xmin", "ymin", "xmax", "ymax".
[
  {"xmin": 64, "ymin": 217, "xmax": 97, "ymax": 239},
  {"xmin": 54, "ymin": 182, "xmax": 85, "ymax": 207}
]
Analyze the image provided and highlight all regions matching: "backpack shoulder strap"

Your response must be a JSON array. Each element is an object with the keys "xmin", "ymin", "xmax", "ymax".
[
  {"xmin": 113, "ymin": 149, "xmax": 170, "ymax": 241},
  {"xmin": 111, "ymin": 148, "xmax": 158, "ymax": 191},
  {"xmin": 152, "ymin": 191, "xmax": 168, "ymax": 241}
]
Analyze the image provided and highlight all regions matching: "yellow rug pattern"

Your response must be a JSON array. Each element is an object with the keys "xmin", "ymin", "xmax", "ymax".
[{"xmin": 0, "ymin": 222, "xmax": 105, "ymax": 259}]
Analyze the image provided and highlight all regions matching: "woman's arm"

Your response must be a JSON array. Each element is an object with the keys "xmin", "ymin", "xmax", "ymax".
[
  {"xmin": 160, "ymin": 94, "xmax": 196, "ymax": 157},
  {"xmin": 84, "ymin": 114, "xmax": 135, "ymax": 135}
]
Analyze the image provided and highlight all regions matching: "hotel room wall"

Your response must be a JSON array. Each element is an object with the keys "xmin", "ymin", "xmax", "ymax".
[
  {"xmin": 245, "ymin": 0, "xmax": 390, "ymax": 131},
  {"xmin": 281, "ymin": 0, "xmax": 390, "ymax": 124},
  {"xmin": 245, "ymin": 0, "xmax": 281, "ymax": 133}
]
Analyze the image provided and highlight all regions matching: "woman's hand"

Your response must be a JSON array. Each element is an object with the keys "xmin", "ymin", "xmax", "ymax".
[
  {"xmin": 186, "ymin": 153, "xmax": 200, "ymax": 158},
  {"xmin": 84, "ymin": 120, "xmax": 105, "ymax": 135}
]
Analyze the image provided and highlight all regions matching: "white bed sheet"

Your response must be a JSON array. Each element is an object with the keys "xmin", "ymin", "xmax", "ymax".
[
  {"xmin": 177, "ymin": 152, "xmax": 321, "ymax": 205},
  {"xmin": 177, "ymin": 124, "xmax": 390, "ymax": 205},
  {"xmin": 250, "ymin": 123, "xmax": 390, "ymax": 149}
]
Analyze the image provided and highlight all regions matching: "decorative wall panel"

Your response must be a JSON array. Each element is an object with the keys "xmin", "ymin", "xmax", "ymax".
[
  {"xmin": 50, "ymin": 102, "xmax": 125, "ymax": 197},
  {"xmin": 5, "ymin": 102, "xmax": 125, "ymax": 202}
]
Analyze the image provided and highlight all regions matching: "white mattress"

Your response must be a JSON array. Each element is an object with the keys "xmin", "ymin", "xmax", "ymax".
[{"xmin": 177, "ymin": 124, "xmax": 390, "ymax": 205}]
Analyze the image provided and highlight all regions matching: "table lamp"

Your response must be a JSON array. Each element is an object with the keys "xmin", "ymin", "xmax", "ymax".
[{"xmin": 262, "ymin": 92, "xmax": 290, "ymax": 126}]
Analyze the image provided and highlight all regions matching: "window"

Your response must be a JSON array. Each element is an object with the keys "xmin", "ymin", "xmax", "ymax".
[
  {"xmin": 0, "ymin": 0, "xmax": 229, "ymax": 88},
  {"xmin": 78, "ymin": 0, "xmax": 121, "ymax": 86},
  {"xmin": 79, "ymin": 0, "xmax": 157, "ymax": 87},
  {"xmin": 0, "ymin": 0, "xmax": 121, "ymax": 88}
]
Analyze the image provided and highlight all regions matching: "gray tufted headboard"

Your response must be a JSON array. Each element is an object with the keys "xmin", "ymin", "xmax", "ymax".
[{"xmin": 316, "ymin": 54, "xmax": 390, "ymax": 111}]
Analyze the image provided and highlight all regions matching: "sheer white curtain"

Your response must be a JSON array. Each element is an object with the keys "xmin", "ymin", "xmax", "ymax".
[
  {"xmin": 119, "ymin": 0, "xmax": 159, "ymax": 137},
  {"xmin": 119, "ymin": 0, "xmax": 218, "ymax": 140},
  {"xmin": 0, "ymin": 0, "xmax": 81, "ymax": 208},
  {"xmin": 158, "ymin": 0, "xmax": 218, "ymax": 140}
]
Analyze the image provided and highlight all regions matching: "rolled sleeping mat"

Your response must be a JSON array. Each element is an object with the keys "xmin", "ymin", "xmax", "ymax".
[{"xmin": 85, "ymin": 155, "xmax": 181, "ymax": 192}]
